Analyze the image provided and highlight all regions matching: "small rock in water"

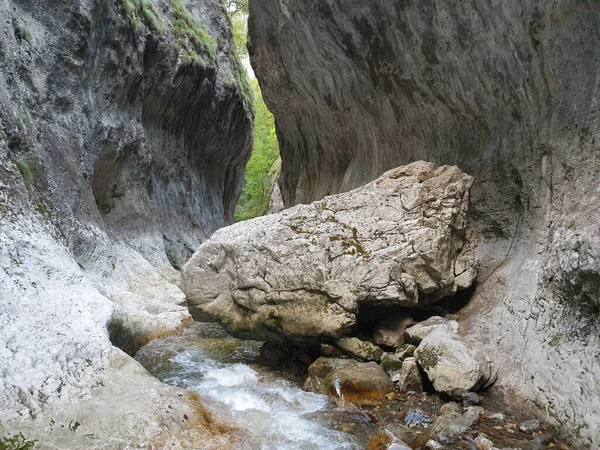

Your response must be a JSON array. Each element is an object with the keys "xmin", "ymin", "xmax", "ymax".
[
  {"xmin": 404, "ymin": 409, "xmax": 431, "ymax": 428},
  {"xmin": 521, "ymin": 433, "xmax": 554, "ymax": 450},
  {"xmin": 366, "ymin": 429, "xmax": 412, "ymax": 450},
  {"xmin": 335, "ymin": 337, "xmax": 383, "ymax": 362},
  {"xmin": 474, "ymin": 433, "xmax": 494, "ymax": 449},
  {"xmin": 521, "ymin": 439, "xmax": 544, "ymax": 450},
  {"xmin": 304, "ymin": 357, "xmax": 394, "ymax": 405},
  {"xmin": 439, "ymin": 402, "xmax": 463, "ymax": 416},
  {"xmin": 425, "ymin": 440, "xmax": 444, "ymax": 450},
  {"xmin": 519, "ymin": 419, "xmax": 541, "ymax": 433},
  {"xmin": 462, "ymin": 391, "xmax": 481, "ymax": 406},
  {"xmin": 395, "ymin": 343, "xmax": 416, "ymax": 360}
]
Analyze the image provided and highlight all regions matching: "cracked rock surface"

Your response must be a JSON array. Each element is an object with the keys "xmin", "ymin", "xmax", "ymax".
[{"xmin": 184, "ymin": 161, "xmax": 477, "ymax": 345}]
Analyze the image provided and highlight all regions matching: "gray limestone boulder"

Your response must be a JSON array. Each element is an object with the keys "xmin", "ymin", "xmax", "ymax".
[
  {"xmin": 405, "ymin": 316, "xmax": 459, "ymax": 345},
  {"xmin": 184, "ymin": 162, "xmax": 477, "ymax": 345},
  {"xmin": 335, "ymin": 337, "xmax": 383, "ymax": 362},
  {"xmin": 414, "ymin": 329, "xmax": 497, "ymax": 398}
]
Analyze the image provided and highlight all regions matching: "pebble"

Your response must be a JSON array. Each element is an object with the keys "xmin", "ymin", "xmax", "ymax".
[
  {"xmin": 474, "ymin": 433, "xmax": 494, "ymax": 450},
  {"xmin": 425, "ymin": 440, "xmax": 444, "ymax": 450},
  {"xmin": 462, "ymin": 391, "xmax": 481, "ymax": 406},
  {"xmin": 439, "ymin": 402, "xmax": 463, "ymax": 416},
  {"xmin": 519, "ymin": 419, "xmax": 541, "ymax": 433},
  {"xmin": 486, "ymin": 411, "xmax": 506, "ymax": 420}
]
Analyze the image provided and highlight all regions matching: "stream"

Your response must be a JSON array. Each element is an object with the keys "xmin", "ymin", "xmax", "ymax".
[
  {"xmin": 135, "ymin": 323, "xmax": 370, "ymax": 450},
  {"xmin": 136, "ymin": 323, "xmax": 572, "ymax": 450}
]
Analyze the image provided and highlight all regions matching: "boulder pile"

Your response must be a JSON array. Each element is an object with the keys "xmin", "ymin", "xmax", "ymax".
[{"xmin": 183, "ymin": 162, "xmax": 497, "ymax": 401}]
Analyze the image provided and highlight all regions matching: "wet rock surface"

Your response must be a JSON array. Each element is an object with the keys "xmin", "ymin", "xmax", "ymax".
[
  {"xmin": 137, "ymin": 323, "xmax": 576, "ymax": 450},
  {"xmin": 184, "ymin": 161, "xmax": 477, "ymax": 345},
  {"xmin": 304, "ymin": 357, "xmax": 395, "ymax": 406}
]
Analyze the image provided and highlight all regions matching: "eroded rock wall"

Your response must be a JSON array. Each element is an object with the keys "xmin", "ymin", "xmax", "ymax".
[
  {"xmin": 248, "ymin": 0, "xmax": 600, "ymax": 446},
  {"xmin": 0, "ymin": 0, "xmax": 252, "ymax": 447}
]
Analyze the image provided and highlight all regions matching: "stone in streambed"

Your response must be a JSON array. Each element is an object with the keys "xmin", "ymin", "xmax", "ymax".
[
  {"xmin": 414, "ymin": 329, "xmax": 497, "ymax": 398},
  {"xmin": 335, "ymin": 337, "xmax": 383, "ymax": 362},
  {"xmin": 417, "ymin": 406, "xmax": 484, "ymax": 445},
  {"xmin": 439, "ymin": 402, "xmax": 464, "ymax": 416},
  {"xmin": 474, "ymin": 433, "xmax": 495, "ymax": 449},
  {"xmin": 519, "ymin": 419, "xmax": 541, "ymax": 433},
  {"xmin": 392, "ymin": 357, "xmax": 424, "ymax": 393},
  {"xmin": 366, "ymin": 429, "xmax": 413, "ymax": 450},
  {"xmin": 304, "ymin": 357, "xmax": 394, "ymax": 406}
]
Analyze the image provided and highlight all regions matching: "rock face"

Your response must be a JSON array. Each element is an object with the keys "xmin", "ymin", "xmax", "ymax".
[
  {"xmin": 415, "ymin": 329, "xmax": 497, "ymax": 398},
  {"xmin": 249, "ymin": 0, "xmax": 600, "ymax": 445},
  {"xmin": 304, "ymin": 357, "xmax": 395, "ymax": 406},
  {"xmin": 0, "ymin": 0, "xmax": 252, "ymax": 447},
  {"xmin": 184, "ymin": 161, "xmax": 477, "ymax": 344}
]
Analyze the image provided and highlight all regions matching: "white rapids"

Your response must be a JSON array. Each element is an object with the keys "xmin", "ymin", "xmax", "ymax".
[{"xmin": 136, "ymin": 324, "xmax": 361, "ymax": 450}]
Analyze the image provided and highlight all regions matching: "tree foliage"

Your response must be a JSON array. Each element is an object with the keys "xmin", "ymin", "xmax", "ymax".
[{"xmin": 235, "ymin": 79, "xmax": 280, "ymax": 222}]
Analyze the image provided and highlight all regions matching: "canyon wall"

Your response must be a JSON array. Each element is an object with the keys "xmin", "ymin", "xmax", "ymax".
[
  {"xmin": 248, "ymin": 0, "xmax": 600, "ymax": 446},
  {"xmin": 0, "ymin": 0, "xmax": 252, "ymax": 447}
]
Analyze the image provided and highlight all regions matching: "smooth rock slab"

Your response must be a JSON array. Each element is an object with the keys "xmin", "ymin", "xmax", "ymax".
[
  {"xmin": 414, "ymin": 329, "xmax": 497, "ymax": 398},
  {"xmin": 183, "ymin": 162, "xmax": 477, "ymax": 345},
  {"xmin": 304, "ymin": 357, "xmax": 395, "ymax": 406}
]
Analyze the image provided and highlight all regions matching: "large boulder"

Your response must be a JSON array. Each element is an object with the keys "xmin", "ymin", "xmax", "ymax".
[
  {"xmin": 414, "ymin": 329, "xmax": 497, "ymax": 398},
  {"xmin": 304, "ymin": 357, "xmax": 395, "ymax": 406},
  {"xmin": 183, "ymin": 162, "xmax": 477, "ymax": 345}
]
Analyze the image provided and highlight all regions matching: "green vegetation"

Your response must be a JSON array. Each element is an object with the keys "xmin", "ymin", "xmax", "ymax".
[
  {"xmin": 118, "ymin": 0, "xmax": 216, "ymax": 67},
  {"xmin": 171, "ymin": 0, "xmax": 217, "ymax": 67},
  {"xmin": 14, "ymin": 158, "xmax": 33, "ymax": 188},
  {"xmin": 223, "ymin": 0, "xmax": 253, "ymax": 113},
  {"xmin": 12, "ymin": 18, "xmax": 31, "ymax": 44},
  {"xmin": 120, "ymin": 0, "xmax": 163, "ymax": 32},
  {"xmin": 416, "ymin": 347, "xmax": 441, "ymax": 371},
  {"xmin": 0, "ymin": 433, "xmax": 37, "ymax": 450},
  {"xmin": 235, "ymin": 79, "xmax": 280, "ymax": 221}
]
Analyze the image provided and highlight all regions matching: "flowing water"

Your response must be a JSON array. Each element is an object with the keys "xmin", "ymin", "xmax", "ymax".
[{"xmin": 136, "ymin": 323, "xmax": 366, "ymax": 450}]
